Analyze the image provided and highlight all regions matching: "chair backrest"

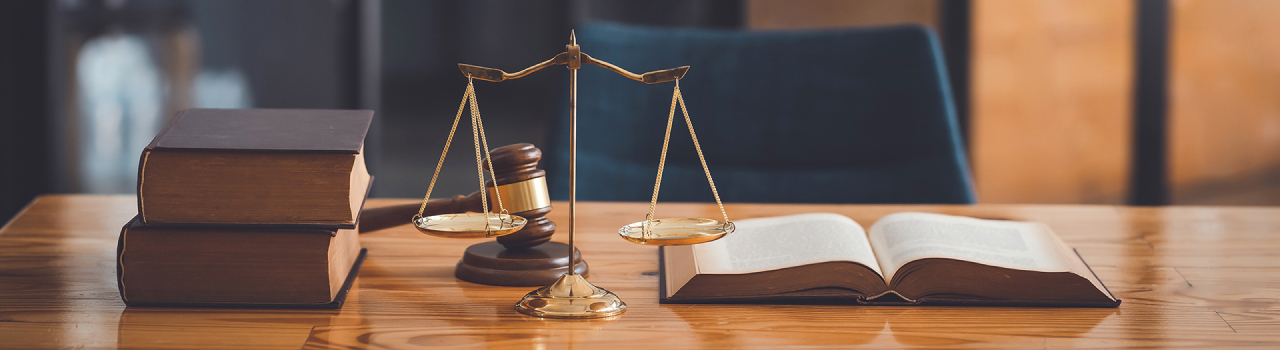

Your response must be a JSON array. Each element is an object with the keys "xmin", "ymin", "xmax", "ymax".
[{"xmin": 546, "ymin": 22, "xmax": 976, "ymax": 204}]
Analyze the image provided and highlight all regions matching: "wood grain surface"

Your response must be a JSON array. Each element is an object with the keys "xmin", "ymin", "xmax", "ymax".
[{"xmin": 2, "ymin": 195, "xmax": 1279, "ymax": 348}]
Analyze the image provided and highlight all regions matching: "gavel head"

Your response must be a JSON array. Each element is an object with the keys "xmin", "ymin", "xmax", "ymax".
[{"xmin": 482, "ymin": 143, "xmax": 555, "ymax": 249}]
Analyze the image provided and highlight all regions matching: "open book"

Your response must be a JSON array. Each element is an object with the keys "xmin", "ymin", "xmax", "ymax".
[{"xmin": 660, "ymin": 212, "xmax": 1119, "ymax": 306}]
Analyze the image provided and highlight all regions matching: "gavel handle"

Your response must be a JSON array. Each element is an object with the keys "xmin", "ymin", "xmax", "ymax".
[{"xmin": 359, "ymin": 194, "xmax": 481, "ymax": 233}]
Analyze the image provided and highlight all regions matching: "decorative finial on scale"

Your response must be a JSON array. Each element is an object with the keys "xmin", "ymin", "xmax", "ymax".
[{"xmin": 567, "ymin": 30, "xmax": 581, "ymax": 70}]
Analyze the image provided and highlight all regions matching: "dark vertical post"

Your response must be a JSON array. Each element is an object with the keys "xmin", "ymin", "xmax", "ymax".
[
  {"xmin": 0, "ymin": 0, "xmax": 53, "ymax": 220},
  {"xmin": 1131, "ymin": 0, "xmax": 1170, "ymax": 205},
  {"xmin": 939, "ymin": 0, "xmax": 971, "ymax": 147},
  {"xmin": 357, "ymin": 0, "xmax": 383, "ymax": 195}
]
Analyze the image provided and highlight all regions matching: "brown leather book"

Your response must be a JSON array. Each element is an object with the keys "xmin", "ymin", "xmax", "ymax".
[
  {"xmin": 137, "ymin": 109, "xmax": 374, "ymax": 228},
  {"xmin": 116, "ymin": 215, "xmax": 365, "ymax": 308},
  {"xmin": 659, "ymin": 213, "xmax": 1120, "ymax": 307}
]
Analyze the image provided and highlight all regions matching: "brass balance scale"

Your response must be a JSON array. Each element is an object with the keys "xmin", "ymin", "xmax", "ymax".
[{"xmin": 413, "ymin": 31, "xmax": 733, "ymax": 319}]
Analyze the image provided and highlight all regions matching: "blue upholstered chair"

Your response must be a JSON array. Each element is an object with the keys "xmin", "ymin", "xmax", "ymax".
[{"xmin": 546, "ymin": 22, "xmax": 976, "ymax": 204}]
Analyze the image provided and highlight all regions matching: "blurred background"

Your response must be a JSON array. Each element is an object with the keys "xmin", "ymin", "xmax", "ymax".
[{"xmin": 3, "ymin": 0, "xmax": 1279, "ymax": 221}]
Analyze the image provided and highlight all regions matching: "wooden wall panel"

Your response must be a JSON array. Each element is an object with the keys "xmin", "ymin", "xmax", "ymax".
[
  {"xmin": 1169, "ymin": 0, "xmax": 1280, "ymax": 205},
  {"xmin": 970, "ymin": 0, "xmax": 1134, "ymax": 204},
  {"xmin": 746, "ymin": 0, "xmax": 937, "ymax": 30}
]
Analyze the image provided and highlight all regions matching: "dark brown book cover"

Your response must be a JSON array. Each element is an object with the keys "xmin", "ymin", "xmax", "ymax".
[
  {"xmin": 137, "ymin": 109, "xmax": 374, "ymax": 228},
  {"xmin": 116, "ymin": 215, "xmax": 367, "ymax": 309},
  {"xmin": 146, "ymin": 108, "xmax": 373, "ymax": 153},
  {"xmin": 657, "ymin": 247, "xmax": 1121, "ymax": 308}
]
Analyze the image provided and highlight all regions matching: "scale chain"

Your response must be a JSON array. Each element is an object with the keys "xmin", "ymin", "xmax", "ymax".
[
  {"xmin": 469, "ymin": 82, "xmax": 511, "ymax": 228},
  {"xmin": 467, "ymin": 82, "xmax": 490, "ymax": 222},
  {"xmin": 644, "ymin": 80, "xmax": 679, "ymax": 237},
  {"xmin": 645, "ymin": 80, "xmax": 730, "ymax": 233},
  {"xmin": 415, "ymin": 79, "xmax": 473, "ymax": 219},
  {"xmin": 415, "ymin": 78, "xmax": 510, "ymax": 234}
]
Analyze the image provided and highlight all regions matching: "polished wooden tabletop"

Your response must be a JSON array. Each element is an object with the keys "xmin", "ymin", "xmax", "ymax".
[{"xmin": 2, "ymin": 195, "xmax": 1279, "ymax": 349}]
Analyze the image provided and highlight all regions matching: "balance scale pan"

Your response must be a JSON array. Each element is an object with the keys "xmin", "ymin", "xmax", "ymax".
[
  {"xmin": 618, "ymin": 218, "xmax": 735, "ymax": 246},
  {"xmin": 415, "ymin": 213, "xmax": 527, "ymax": 238}
]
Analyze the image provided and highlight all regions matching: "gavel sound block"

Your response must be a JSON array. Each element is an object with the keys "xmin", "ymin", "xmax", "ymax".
[{"xmin": 360, "ymin": 143, "xmax": 586, "ymax": 286}]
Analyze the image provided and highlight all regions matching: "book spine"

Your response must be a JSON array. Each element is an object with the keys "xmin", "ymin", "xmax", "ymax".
[
  {"xmin": 136, "ymin": 150, "xmax": 150, "ymax": 225},
  {"xmin": 116, "ymin": 216, "xmax": 134, "ymax": 303}
]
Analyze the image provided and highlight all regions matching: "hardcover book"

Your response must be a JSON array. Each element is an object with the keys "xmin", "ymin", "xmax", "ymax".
[
  {"xmin": 116, "ymin": 215, "xmax": 365, "ymax": 308},
  {"xmin": 660, "ymin": 212, "xmax": 1120, "ymax": 307},
  {"xmin": 137, "ymin": 108, "xmax": 374, "ymax": 228}
]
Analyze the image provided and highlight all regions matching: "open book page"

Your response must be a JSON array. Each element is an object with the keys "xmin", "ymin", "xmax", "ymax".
[
  {"xmin": 689, "ymin": 213, "xmax": 882, "ymax": 276},
  {"xmin": 868, "ymin": 212, "xmax": 1072, "ymax": 283},
  {"xmin": 1047, "ymin": 228, "xmax": 1116, "ymax": 301}
]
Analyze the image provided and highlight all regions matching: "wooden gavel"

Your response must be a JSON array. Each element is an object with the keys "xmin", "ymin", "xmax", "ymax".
[{"xmin": 359, "ymin": 143, "xmax": 555, "ymax": 249}]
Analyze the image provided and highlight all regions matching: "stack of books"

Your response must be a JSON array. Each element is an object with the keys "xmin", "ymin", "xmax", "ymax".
[{"xmin": 116, "ymin": 109, "xmax": 374, "ymax": 308}]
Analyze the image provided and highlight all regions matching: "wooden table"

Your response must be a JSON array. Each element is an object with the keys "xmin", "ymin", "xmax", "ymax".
[{"xmin": 2, "ymin": 195, "xmax": 1279, "ymax": 348}]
